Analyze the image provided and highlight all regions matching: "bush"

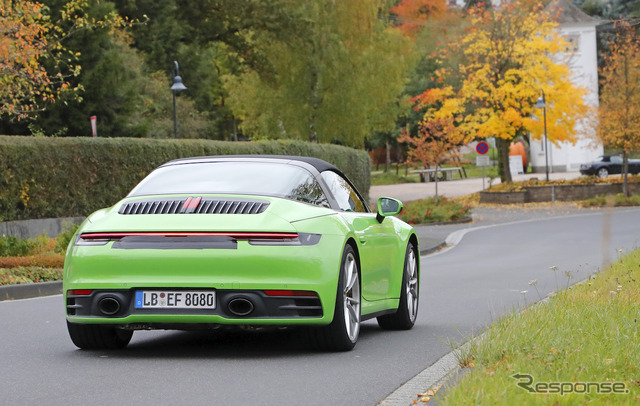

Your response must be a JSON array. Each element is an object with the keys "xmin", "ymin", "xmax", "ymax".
[
  {"xmin": 0, "ymin": 267, "xmax": 63, "ymax": 285},
  {"xmin": 0, "ymin": 254, "xmax": 64, "ymax": 269},
  {"xmin": 490, "ymin": 174, "xmax": 640, "ymax": 192},
  {"xmin": 399, "ymin": 197, "xmax": 471, "ymax": 224},
  {"xmin": 581, "ymin": 193, "xmax": 640, "ymax": 207},
  {"xmin": 54, "ymin": 222, "xmax": 80, "ymax": 254},
  {"xmin": 0, "ymin": 136, "xmax": 370, "ymax": 220},
  {"xmin": 0, "ymin": 235, "xmax": 44, "ymax": 257}
]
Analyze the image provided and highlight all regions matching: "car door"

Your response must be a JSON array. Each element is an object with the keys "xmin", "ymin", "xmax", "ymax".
[
  {"xmin": 320, "ymin": 170, "xmax": 398, "ymax": 302},
  {"xmin": 610, "ymin": 156, "xmax": 623, "ymax": 174}
]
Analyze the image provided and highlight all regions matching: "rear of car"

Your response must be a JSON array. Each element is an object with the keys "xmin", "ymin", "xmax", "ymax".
[{"xmin": 63, "ymin": 156, "xmax": 418, "ymax": 351}]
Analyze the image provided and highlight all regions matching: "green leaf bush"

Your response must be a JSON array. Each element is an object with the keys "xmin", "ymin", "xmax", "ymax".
[
  {"xmin": 399, "ymin": 197, "xmax": 471, "ymax": 225},
  {"xmin": 0, "ymin": 136, "xmax": 370, "ymax": 220}
]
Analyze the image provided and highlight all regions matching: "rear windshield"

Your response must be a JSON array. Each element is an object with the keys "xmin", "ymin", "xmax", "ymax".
[{"xmin": 128, "ymin": 161, "xmax": 330, "ymax": 207}]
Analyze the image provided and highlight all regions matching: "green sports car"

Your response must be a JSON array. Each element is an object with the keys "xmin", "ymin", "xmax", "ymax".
[{"xmin": 64, "ymin": 155, "xmax": 419, "ymax": 351}]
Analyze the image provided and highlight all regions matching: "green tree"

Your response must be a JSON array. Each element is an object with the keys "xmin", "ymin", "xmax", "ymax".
[{"xmin": 224, "ymin": 0, "xmax": 414, "ymax": 148}]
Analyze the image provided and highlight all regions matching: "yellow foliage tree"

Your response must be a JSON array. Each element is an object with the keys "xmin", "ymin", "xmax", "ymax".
[
  {"xmin": 413, "ymin": 0, "xmax": 590, "ymax": 182},
  {"xmin": 598, "ymin": 20, "xmax": 640, "ymax": 196}
]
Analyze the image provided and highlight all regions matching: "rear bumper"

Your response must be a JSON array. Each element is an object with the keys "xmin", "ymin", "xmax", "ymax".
[
  {"xmin": 63, "ymin": 236, "xmax": 344, "ymax": 326},
  {"xmin": 66, "ymin": 289, "xmax": 323, "ymax": 327}
]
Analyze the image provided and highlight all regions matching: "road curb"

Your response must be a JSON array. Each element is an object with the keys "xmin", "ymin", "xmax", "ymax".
[
  {"xmin": 419, "ymin": 242, "xmax": 447, "ymax": 256},
  {"xmin": 0, "ymin": 281, "xmax": 62, "ymax": 301}
]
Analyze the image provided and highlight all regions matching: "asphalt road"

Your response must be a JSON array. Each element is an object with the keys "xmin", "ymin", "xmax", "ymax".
[{"xmin": 2, "ymin": 208, "xmax": 640, "ymax": 406}]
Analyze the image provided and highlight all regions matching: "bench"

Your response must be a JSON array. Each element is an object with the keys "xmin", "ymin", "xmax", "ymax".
[{"xmin": 412, "ymin": 167, "xmax": 464, "ymax": 182}]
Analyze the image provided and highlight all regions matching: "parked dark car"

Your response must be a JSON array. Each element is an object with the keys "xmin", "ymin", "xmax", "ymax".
[{"xmin": 580, "ymin": 155, "xmax": 640, "ymax": 178}]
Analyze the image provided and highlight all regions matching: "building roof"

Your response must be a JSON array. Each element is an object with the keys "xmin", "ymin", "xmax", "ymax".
[{"xmin": 546, "ymin": 0, "xmax": 601, "ymax": 24}]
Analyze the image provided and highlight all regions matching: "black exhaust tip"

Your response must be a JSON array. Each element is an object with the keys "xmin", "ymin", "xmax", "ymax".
[
  {"xmin": 227, "ymin": 297, "xmax": 254, "ymax": 316},
  {"xmin": 98, "ymin": 297, "xmax": 121, "ymax": 316}
]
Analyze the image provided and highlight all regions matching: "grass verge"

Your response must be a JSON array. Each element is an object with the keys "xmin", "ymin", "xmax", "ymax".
[
  {"xmin": 371, "ymin": 171, "xmax": 419, "ymax": 185},
  {"xmin": 439, "ymin": 250, "xmax": 640, "ymax": 405}
]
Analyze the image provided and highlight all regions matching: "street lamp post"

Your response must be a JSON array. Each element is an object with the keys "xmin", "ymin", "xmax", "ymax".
[
  {"xmin": 535, "ymin": 91, "xmax": 549, "ymax": 181},
  {"xmin": 171, "ymin": 61, "xmax": 187, "ymax": 138}
]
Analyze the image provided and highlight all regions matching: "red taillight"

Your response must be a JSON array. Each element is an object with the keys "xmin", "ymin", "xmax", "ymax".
[
  {"xmin": 264, "ymin": 290, "xmax": 318, "ymax": 297},
  {"xmin": 79, "ymin": 232, "xmax": 299, "ymax": 239},
  {"xmin": 68, "ymin": 289, "xmax": 93, "ymax": 296}
]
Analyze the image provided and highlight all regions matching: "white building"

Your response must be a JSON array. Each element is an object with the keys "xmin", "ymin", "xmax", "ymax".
[{"xmin": 529, "ymin": 0, "xmax": 603, "ymax": 173}]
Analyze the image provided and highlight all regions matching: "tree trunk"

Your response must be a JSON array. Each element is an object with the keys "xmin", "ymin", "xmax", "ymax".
[
  {"xmin": 385, "ymin": 141, "xmax": 390, "ymax": 173},
  {"xmin": 623, "ymin": 150, "xmax": 629, "ymax": 197},
  {"xmin": 309, "ymin": 69, "xmax": 320, "ymax": 143},
  {"xmin": 434, "ymin": 166, "xmax": 439, "ymax": 204},
  {"xmin": 496, "ymin": 138, "xmax": 512, "ymax": 183}
]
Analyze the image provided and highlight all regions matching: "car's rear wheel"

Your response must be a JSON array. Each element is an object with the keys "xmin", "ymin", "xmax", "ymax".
[
  {"xmin": 377, "ymin": 242, "xmax": 419, "ymax": 330},
  {"xmin": 308, "ymin": 244, "xmax": 360, "ymax": 351},
  {"xmin": 67, "ymin": 321, "xmax": 133, "ymax": 350},
  {"xmin": 597, "ymin": 167, "xmax": 609, "ymax": 178}
]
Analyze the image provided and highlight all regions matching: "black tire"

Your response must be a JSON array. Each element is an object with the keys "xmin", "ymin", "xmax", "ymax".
[
  {"xmin": 597, "ymin": 167, "xmax": 609, "ymax": 178},
  {"xmin": 307, "ymin": 245, "xmax": 360, "ymax": 351},
  {"xmin": 377, "ymin": 242, "xmax": 419, "ymax": 330},
  {"xmin": 67, "ymin": 321, "xmax": 133, "ymax": 350}
]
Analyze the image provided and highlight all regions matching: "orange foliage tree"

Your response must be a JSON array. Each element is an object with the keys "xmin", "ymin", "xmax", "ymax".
[
  {"xmin": 398, "ymin": 117, "xmax": 463, "ymax": 202},
  {"xmin": 0, "ymin": 0, "xmax": 126, "ymax": 120},
  {"xmin": 599, "ymin": 21, "xmax": 640, "ymax": 197},
  {"xmin": 412, "ymin": 0, "xmax": 590, "ymax": 182},
  {"xmin": 390, "ymin": 0, "xmax": 448, "ymax": 38}
]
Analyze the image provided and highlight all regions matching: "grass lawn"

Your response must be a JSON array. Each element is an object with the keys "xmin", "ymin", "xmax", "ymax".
[
  {"xmin": 371, "ymin": 162, "xmax": 499, "ymax": 186},
  {"xmin": 437, "ymin": 250, "xmax": 640, "ymax": 405}
]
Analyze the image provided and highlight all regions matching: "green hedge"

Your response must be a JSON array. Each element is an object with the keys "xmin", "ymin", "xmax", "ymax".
[{"xmin": 0, "ymin": 136, "xmax": 371, "ymax": 220}]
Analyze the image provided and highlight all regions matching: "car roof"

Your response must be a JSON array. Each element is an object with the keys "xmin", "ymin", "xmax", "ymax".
[
  {"xmin": 156, "ymin": 155, "xmax": 369, "ymax": 212},
  {"xmin": 162, "ymin": 155, "xmax": 341, "ymax": 174}
]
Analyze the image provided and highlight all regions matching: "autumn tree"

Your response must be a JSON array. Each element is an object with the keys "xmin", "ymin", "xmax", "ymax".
[
  {"xmin": 0, "ymin": 0, "xmax": 125, "ymax": 121},
  {"xmin": 390, "ymin": 0, "xmax": 448, "ymax": 38},
  {"xmin": 598, "ymin": 20, "xmax": 640, "ymax": 196},
  {"xmin": 398, "ymin": 117, "xmax": 463, "ymax": 202},
  {"xmin": 413, "ymin": 0, "xmax": 590, "ymax": 182}
]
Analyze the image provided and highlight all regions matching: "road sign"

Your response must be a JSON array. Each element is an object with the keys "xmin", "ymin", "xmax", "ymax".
[
  {"xmin": 476, "ymin": 155, "xmax": 491, "ymax": 167},
  {"xmin": 476, "ymin": 141, "xmax": 489, "ymax": 155}
]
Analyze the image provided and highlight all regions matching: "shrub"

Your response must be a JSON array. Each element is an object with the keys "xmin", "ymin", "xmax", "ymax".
[
  {"xmin": 0, "ymin": 267, "xmax": 63, "ymax": 285},
  {"xmin": 0, "ymin": 235, "xmax": 43, "ymax": 257},
  {"xmin": 399, "ymin": 197, "xmax": 471, "ymax": 224},
  {"xmin": 54, "ymin": 222, "xmax": 80, "ymax": 254},
  {"xmin": 0, "ymin": 136, "xmax": 370, "ymax": 220},
  {"xmin": 581, "ymin": 193, "xmax": 640, "ymax": 207},
  {"xmin": 0, "ymin": 254, "xmax": 64, "ymax": 269}
]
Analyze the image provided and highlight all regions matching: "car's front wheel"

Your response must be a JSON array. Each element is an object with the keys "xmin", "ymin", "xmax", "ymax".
[
  {"xmin": 67, "ymin": 322, "xmax": 133, "ymax": 350},
  {"xmin": 597, "ymin": 167, "xmax": 609, "ymax": 178},
  {"xmin": 308, "ymin": 244, "xmax": 360, "ymax": 351},
  {"xmin": 377, "ymin": 242, "xmax": 419, "ymax": 330}
]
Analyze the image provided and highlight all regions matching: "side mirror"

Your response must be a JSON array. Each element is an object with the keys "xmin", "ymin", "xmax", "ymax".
[{"xmin": 376, "ymin": 197, "xmax": 403, "ymax": 223}]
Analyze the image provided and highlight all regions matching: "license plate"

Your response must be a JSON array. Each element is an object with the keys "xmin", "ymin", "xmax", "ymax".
[{"xmin": 134, "ymin": 291, "xmax": 216, "ymax": 309}]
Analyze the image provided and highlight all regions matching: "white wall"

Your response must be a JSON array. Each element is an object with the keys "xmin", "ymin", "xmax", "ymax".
[{"xmin": 529, "ymin": 22, "xmax": 603, "ymax": 173}]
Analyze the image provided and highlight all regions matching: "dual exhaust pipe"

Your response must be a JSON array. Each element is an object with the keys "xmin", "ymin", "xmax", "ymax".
[{"xmin": 97, "ymin": 295, "xmax": 254, "ymax": 317}]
